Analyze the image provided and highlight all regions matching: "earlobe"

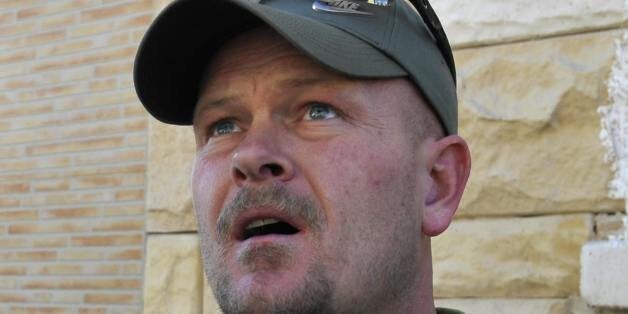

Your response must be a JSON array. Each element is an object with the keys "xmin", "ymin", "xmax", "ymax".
[{"xmin": 421, "ymin": 135, "xmax": 471, "ymax": 237}]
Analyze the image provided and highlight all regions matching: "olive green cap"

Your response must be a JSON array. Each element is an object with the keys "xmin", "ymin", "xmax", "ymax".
[{"xmin": 134, "ymin": 0, "xmax": 457, "ymax": 134}]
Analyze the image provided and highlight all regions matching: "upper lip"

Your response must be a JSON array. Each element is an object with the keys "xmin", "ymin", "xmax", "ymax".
[{"xmin": 231, "ymin": 207, "xmax": 305, "ymax": 241}]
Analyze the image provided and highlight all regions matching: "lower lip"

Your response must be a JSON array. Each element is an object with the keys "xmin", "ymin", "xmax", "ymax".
[{"xmin": 239, "ymin": 232, "xmax": 302, "ymax": 246}]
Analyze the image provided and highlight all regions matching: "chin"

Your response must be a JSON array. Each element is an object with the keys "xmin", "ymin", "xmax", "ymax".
[{"xmin": 211, "ymin": 263, "xmax": 334, "ymax": 314}]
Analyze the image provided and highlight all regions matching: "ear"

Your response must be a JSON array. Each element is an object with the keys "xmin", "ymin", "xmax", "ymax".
[{"xmin": 421, "ymin": 135, "xmax": 471, "ymax": 237}]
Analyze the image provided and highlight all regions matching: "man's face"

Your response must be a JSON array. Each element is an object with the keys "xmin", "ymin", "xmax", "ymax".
[{"xmin": 192, "ymin": 28, "xmax": 433, "ymax": 313}]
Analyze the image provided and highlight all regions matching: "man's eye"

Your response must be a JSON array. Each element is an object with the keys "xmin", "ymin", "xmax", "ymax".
[
  {"xmin": 209, "ymin": 120, "xmax": 241, "ymax": 137},
  {"xmin": 305, "ymin": 102, "xmax": 338, "ymax": 121}
]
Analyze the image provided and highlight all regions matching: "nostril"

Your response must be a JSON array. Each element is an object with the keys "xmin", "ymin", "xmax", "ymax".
[
  {"xmin": 264, "ymin": 163, "xmax": 284, "ymax": 177},
  {"xmin": 233, "ymin": 168, "xmax": 246, "ymax": 181}
]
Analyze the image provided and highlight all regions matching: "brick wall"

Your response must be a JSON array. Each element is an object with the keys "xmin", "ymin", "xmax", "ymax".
[{"xmin": 0, "ymin": 1, "xmax": 158, "ymax": 313}]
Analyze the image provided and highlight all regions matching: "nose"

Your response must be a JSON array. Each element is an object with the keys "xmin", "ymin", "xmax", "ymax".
[{"xmin": 231, "ymin": 132, "xmax": 295, "ymax": 186}]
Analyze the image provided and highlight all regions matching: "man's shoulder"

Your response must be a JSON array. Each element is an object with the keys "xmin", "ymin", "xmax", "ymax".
[{"xmin": 436, "ymin": 307, "xmax": 465, "ymax": 314}]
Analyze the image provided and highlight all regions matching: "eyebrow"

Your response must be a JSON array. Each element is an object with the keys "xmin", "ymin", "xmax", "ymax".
[{"xmin": 194, "ymin": 76, "xmax": 337, "ymax": 119}]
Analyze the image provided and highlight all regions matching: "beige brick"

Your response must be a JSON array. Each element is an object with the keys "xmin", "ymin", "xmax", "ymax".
[
  {"xmin": 105, "ymin": 248, "xmax": 143, "ymax": 261},
  {"xmin": 73, "ymin": 149, "xmax": 145, "ymax": 166},
  {"xmin": 21, "ymin": 191, "xmax": 108, "ymax": 207},
  {"xmin": 95, "ymin": 61, "xmax": 133, "ymax": 77},
  {"xmin": 0, "ymin": 129, "xmax": 55, "ymax": 145},
  {"xmin": 0, "ymin": 251, "xmax": 57, "ymax": 262},
  {"xmin": 62, "ymin": 118, "xmax": 147, "ymax": 139},
  {"xmin": 0, "ymin": 12, "xmax": 16, "ymax": 25},
  {"xmin": 0, "ymin": 276, "xmax": 17, "ymax": 289},
  {"xmin": 84, "ymin": 293, "xmax": 139, "ymax": 304},
  {"xmin": 17, "ymin": 83, "xmax": 86, "ymax": 102},
  {"xmin": 0, "ymin": 93, "xmax": 12, "ymax": 105},
  {"xmin": 114, "ymin": 189, "xmax": 144, "ymax": 201},
  {"xmin": 70, "ymin": 164, "xmax": 145, "ymax": 177},
  {"xmin": 8, "ymin": 307, "xmax": 74, "ymax": 314},
  {"xmin": 58, "ymin": 248, "xmax": 102, "ymax": 261},
  {"xmin": 32, "ymin": 237, "xmax": 67, "ymax": 248},
  {"xmin": 31, "ymin": 46, "xmax": 136, "ymax": 72},
  {"xmin": 106, "ymin": 32, "xmax": 131, "ymax": 46},
  {"xmin": 0, "ymin": 22, "xmax": 37, "ymax": 36},
  {"xmin": 0, "ymin": 49, "xmax": 35, "ymax": 63},
  {"xmin": 0, "ymin": 196, "xmax": 20, "ymax": 208},
  {"xmin": 87, "ymin": 264, "xmax": 119, "ymax": 275},
  {"xmin": 122, "ymin": 173, "xmax": 145, "ymax": 185},
  {"xmin": 72, "ymin": 175, "xmax": 122, "ymax": 189},
  {"xmin": 0, "ymin": 63, "xmax": 25, "ymax": 78},
  {"xmin": 123, "ymin": 104, "xmax": 146, "ymax": 117},
  {"xmin": 41, "ymin": 207, "xmax": 99, "ymax": 219},
  {"xmin": 78, "ymin": 89, "xmax": 136, "ymax": 108},
  {"xmin": 27, "ymin": 137, "xmax": 124, "ymax": 155},
  {"xmin": 0, "ymin": 77, "xmax": 35, "ymax": 89},
  {"xmin": 69, "ymin": 21, "xmax": 113, "ymax": 38},
  {"xmin": 18, "ymin": 0, "xmax": 97, "ymax": 19},
  {"xmin": 0, "ymin": 156, "xmax": 70, "ymax": 172},
  {"xmin": 0, "ymin": 238, "xmax": 29, "ymax": 249},
  {"xmin": 40, "ymin": 14, "xmax": 79, "ymax": 29},
  {"xmin": 121, "ymin": 263, "xmax": 142, "ymax": 275},
  {"xmin": 22, "ymin": 278, "xmax": 142, "ymax": 290},
  {"xmin": 29, "ymin": 264, "xmax": 83, "ymax": 276},
  {"xmin": 24, "ymin": 30, "xmax": 66, "ymax": 46},
  {"xmin": 0, "ymin": 293, "xmax": 28, "ymax": 303},
  {"xmin": 0, "ymin": 146, "xmax": 24, "ymax": 159},
  {"xmin": 38, "ymin": 38, "xmax": 94, "ymax": 57},
  {"xmin": 124, "ymin": 134, "xmax": 147, "ymax": 146},
  {"xmin": 70, "ymin": 234, "xmax": 143, "ymax": 247},
  {"xmin": 102, "ymin": 204, "xmax": 144, "ymax": 217},
  {"xmin": 0, "ymin": 103, "xmax": 53, "ymax": 118},
  {"xmin": 0, "ymin": 210, "xmax": 38, "ymax": 221},
  {"xmin": 66, "ymin": 107, "xmax": 122, "ymax": 123},
  {"xmin": 89, "ymin": 78, "xmax": 117, "ymax": 92},
  {"xmin": 31, "ymin": 179, "xmax": 70, "ymax": 192},
  {"xmin": 117, "ymin": 14, "xmax": 152, "ymax": 29},
  {"xmin": 81, "ymin": 2, "xmax": 152, "ymax": 22},
  {"xmin": 92, "ymin": 219, "xmax": 144, "ymax": 232},
  {"xmin": 0, "ymin": 182, "xmax": 29, "ymax": 194},
  {"xmin": 0, "ymin": 0, "xmax": 46, "ymax": 10},
  {"xmin": 0, "ymin": 266, "xmax": 27, "ymax": 276},
  {"xmin": 9, "ymin": 221, "xmax": 90, "ymax": 234},
  {"xmin": 78, "ymin": 308, "xmax": 107, "ymax": 314}
]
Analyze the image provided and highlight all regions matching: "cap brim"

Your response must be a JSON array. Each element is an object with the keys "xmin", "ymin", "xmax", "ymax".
[{"xmin": 134, "ymin": 0, "xmax": 407, "ymax": 125}]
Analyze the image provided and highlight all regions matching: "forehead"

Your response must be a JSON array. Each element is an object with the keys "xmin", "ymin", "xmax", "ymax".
[{"xmin": 201, "ymin": 27, "xmax": 345, "ymax": 92}]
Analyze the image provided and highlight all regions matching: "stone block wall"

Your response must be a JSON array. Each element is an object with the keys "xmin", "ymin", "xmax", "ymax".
[
  {"xmin": 143, "ymin": 1, "xmax": 628, "ymax": 313},
  {"xmin": 0, "ymin": 1, "xmax": 164, "ymax": 313}
]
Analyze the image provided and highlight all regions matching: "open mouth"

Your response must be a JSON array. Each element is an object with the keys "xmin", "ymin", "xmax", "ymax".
[{"xmin": 241, "ymin": 218, "xmax": 300, "ymax": 241}]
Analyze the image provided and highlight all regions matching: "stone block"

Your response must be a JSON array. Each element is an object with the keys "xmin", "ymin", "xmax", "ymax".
[
  {"xmin": 433, "ymin": 0, "xmax": 626, "ymax": 48},
  {"xmin": 580, "ymin": 241, "xmax": 628, "ymax": 308},
  {"xmin": 435, "ymin": 299, "xmax": 565, "ymax": 314},
  {"xmin": 594, "ymin": 213, "xmax": 628, "ymax": 240},
  {"xmin": 433, "ymin": 214, "xmax": 592, "ymax": 298},
  {"xmin": 456, "ymin": 30, "xmax": 624, "ymax": 217},
  {"xmin": 146, "ymin": 118, "xmax": 197, "ymax": 232},
  {"xmin": 144, "ymin": 234, "xmax": 203, "ymax": 314}
]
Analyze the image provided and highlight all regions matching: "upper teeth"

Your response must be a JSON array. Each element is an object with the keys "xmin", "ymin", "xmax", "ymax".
[{"xmin": 245, "ymin": 218, "xmax": 280, "ymax": 231}]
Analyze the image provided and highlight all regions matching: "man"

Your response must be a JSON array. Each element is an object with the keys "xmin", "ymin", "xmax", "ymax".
[{"xmin": 134, "ymin": 0, "xmax": 471, "ymax": 313}]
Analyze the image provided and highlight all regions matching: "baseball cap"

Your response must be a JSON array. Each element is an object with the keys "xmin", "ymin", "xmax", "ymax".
[{"xmin": 134, "ymin": 0, "xmax": 458, "ymax": 134}]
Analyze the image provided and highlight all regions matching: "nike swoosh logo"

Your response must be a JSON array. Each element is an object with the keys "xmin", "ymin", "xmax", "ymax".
[{"xmin": 312, "ymin": 0, "xmax": 373, "ymax": 15}]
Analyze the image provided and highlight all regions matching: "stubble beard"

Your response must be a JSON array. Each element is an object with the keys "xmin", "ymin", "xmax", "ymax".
[{"xmin": 197, "ymin": 185, "xmax": 334, "ymax": 314}]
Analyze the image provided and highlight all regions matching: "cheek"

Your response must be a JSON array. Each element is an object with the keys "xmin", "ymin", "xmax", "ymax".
[
  {"xmin": 310, "ymin": 137, "xmax": 415, "ymax": 220},
  {"xmin": 192, "ymin": 155, "xmax": 231, "ymax": 227}
]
